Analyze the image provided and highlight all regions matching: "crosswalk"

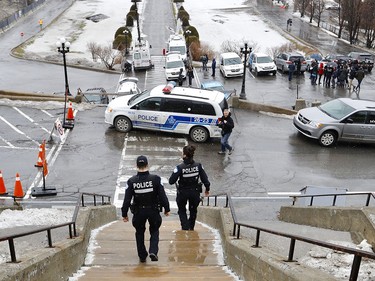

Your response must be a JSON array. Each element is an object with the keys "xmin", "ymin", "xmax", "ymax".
[{"xmin": 113, "ymin": 133, "xmax": 188, "ymax": 209}]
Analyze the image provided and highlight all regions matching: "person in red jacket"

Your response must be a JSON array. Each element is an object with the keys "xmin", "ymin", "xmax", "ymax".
[{"xmin": 318, "ymin": 62, "xmax": 324, "ymax": 85}]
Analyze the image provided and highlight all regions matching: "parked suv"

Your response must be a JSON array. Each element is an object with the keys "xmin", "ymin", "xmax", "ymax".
[
  {"xmin": 293, "ymin": 98, "xmax": 375, "ymax": 147},
  {"xmin": 248, "ymin": 52, "xmax": 276, "ymax": 76},
  {"xmin": 164, "ymin": 53, "xmax": 186, "ymax": 81},
  {"xmin": 347, "ymin": 52, "xmax": 374, "ymax": 72},
  {"xmin": 274, "ymin": 52, "xmax": 307, "ymax": 73},
  {"xmin": 219, "ymin": 52, "xmax": 243, "ymax": 78}
]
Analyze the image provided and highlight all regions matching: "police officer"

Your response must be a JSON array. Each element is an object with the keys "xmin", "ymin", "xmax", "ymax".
[
  {"xmin": 122, "ymin": 155, "xmax": 170, "ymax": 263},
  {"xmin": 169, "ymin": 145, "xmax": 210, "ymax": 231}
]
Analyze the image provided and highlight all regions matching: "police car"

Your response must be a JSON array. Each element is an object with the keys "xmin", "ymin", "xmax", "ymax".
[{"xmin": 104, "ymin": 82, "xmax": 228, "ymax": 142}]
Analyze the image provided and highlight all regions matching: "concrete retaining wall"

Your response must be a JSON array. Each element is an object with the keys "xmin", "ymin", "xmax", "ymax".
[
  {"xmin": 0, "ymin": 205, "xmax": 117, "ymax": 281},
  {"xmin": 197, "ymin": 206, "xmax": 336, "ymax": 281},
  {"xmin": 231, "ymin": 96, "xmax": 297, "ymax": 116},
  {"xmin": 280, "ymin": 206, "xmax": 375, "ymax": 248}
]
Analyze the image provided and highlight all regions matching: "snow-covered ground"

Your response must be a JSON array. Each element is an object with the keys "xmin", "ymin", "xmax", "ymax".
[
  {"xmin": 23, "ymin": 0, "xmax": 289, "ymax": 69},
  {"xmin": 2, "ymin": 0, "xmax": 375, "ymax": 279}
]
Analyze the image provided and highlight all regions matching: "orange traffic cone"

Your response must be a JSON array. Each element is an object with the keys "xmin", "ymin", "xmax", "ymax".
[
  {"xmin": 35, "ymin": 144, "xmax": 44, "ymax": 167},
  {"xmin": 13, "ymin": 173, "xmax": 24, "ymax": 198},
  {"xmin": 0, "ymin": 170, "xmax": 8, "ymax": 196},
  {"xmin": 66, "ymin": 102, "xmax": 74, "ymax": 121}
]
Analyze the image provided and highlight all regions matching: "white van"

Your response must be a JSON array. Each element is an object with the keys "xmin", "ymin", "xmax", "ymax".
[
  {"xmin": 132, "ymin": 39, "xmax": 153, "ymax": 70},
  {"xmin": 104, "ymin": 82, "xmax": 228, "ymax": 142},
  {"xmin": 167, "ymin": 34, "xmax": 187, "ymax": 62},
  {"xmin": 219, "ymin": 52, "xmax": 243, "ymax": 78},
  {"xmin": 164, "ymin": 53, "xmax": 186, "ymax": 81}
]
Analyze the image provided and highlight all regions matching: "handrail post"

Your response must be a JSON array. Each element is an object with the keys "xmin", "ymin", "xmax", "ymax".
[
  {"xmin": 309, "ymin": 196, "xmax": 314, "ymax": 206},
  {"xmin": 287, "ymin": 238, "xmax": 296, "ymax": 261},
  {"xmin": 232, "ymin": 223, "xmax": 237, "ymax": 237},
  {"xmin": 9, "ymin": 238, "xmax": 17, "ymax": 262},
  {"xmin": 225, "ymin": 195, "xmax": 229, "ymax": 208},
  {"xmin": 236, "ymin": 225, "xmax": 241, "ymax": 239},
  {"xmin": 254, "ymin": 230, "xmax": 260, "ymax": 247},
  {"xmin": 81, "ymin": 193, "xmax": 85, "ymax": 207},
  {"xmin": 47, "ymin": 229, "xmax": 53, "ymax": 247},
  {"xmin": 214, "ymin": 196, "xmax": 217, "ymax": 207},
  {"xmin": 93, "ymin": 194, "xmax": 97, "ymax": 206},
  {"xmin": 207, "ymin": 196, "xmax": 210, "ymax": 206},
  {"xmin": 366, "ymin": 193, "xmax": 371, "ymax": 207},
  {"xmin": 349, "ymin": 255, "xmax": 361, "ymax": 281},
  {"xmin": 332, "ymin": 195, "xmax": 337, "ymax": 206},
  {"xmin": 73, "ymin": 222, "xmax": 77, "ymax": 237}
]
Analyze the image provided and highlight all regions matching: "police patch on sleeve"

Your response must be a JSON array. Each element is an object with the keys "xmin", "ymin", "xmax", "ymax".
[{"xmin": 173, "ymin": 167, "xmax": 178, "ymax": 173}]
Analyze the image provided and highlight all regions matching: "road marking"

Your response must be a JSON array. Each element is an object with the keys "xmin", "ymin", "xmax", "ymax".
[
  {"xmin": 113, "ymin": 135, "xmax": 129, "ymax": 208},
  {"xmin": 0, "ymin": 115, "xmax": 39, "ymax": 146},
  {"xmin": 13, "ymin": 107, "xmax": 58, "ymax": 137},
  {"xmin": 0, "ymin": 135, "xmax": 15, "ymax": 148}
]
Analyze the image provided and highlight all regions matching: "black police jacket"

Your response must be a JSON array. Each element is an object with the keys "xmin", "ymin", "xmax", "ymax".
[
  {"xmin": 169, "ymin": 158, "xmax": 210, "ymax": 191},
  {"xmin": 121, "ymin": 171, "xmax": 170, "ymax": 218}
]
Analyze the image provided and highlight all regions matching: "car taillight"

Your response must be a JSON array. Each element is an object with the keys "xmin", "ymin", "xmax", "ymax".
[
  {"xmin": 302, "ymin": 61, "xmax": 307, "ymax": 64},
  {"xmin": 286, "ymin": 61, "xmax": 292, "ymax": 64}
]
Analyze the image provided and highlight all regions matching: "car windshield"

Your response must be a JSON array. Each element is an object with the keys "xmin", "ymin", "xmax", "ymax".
[
  {"xmin": 166, "ymin": 60, "xmax": 184, "ymax": 68},
  {"xmin": 224, "ymin": 57, "xmax": 241, "ymax": 65},
  {"xmin": 258, "ymin": 56, "xmax": 273, "ymax": 63},
  {"xmin": 170, "ymin": 46, "xmax": 186, "ymax": 54},
  {"xmin": 318, "ymin": 99, "xmax": 356, "ymax": 120},
  {"xmin": 128, "ymin": 90, "xmax": 150, "ymax": 106}
]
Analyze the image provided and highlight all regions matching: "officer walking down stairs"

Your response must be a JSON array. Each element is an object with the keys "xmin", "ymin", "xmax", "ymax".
[
  {"xmin": 122, "ymin": 156, "xmax": 170, "ymax": 263},
  {"xmin": 169, "ymin": 145, "xmax": 210, "ymax": 231}
]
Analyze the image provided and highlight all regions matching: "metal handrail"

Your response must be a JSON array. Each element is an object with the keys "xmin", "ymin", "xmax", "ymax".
[
  {"xmin": 204, "ymin": 193, "xmax": 375, "ymax": 281},
  {"xmin": 0, "ymin": 192, "xmax": 111, "ymax": 263},
  {"xmin": 290, "ymin": 191, "xmax": 375, "ymax": 207}
]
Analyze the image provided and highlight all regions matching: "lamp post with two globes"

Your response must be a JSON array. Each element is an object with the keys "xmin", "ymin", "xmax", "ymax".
[
  {"xmin": 56, "ymin": 37, "xmax": 72, "ymax": 129},
  {"xmin": 239, "ymin": 43, "xmax": 252, "ymax": 100}
]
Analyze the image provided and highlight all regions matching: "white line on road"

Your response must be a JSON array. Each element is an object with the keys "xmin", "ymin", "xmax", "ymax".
[{"xmin": 0, "ymin": 115, "xmax": 40, "ymax": 146}]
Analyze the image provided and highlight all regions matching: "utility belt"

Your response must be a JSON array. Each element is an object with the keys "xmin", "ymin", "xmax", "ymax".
[
  {"xmin": 177, "ymin": 182, "xmax": 203, "ymax": 193},
  {"xmin": 130, "ymin": 204, "xmax": 161, "ymax": 214}
]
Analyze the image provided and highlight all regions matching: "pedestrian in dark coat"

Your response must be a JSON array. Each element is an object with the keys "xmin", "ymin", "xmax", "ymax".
[
  {"xmin": 217, "ymin": 108, "xmax": 235, "ymax": 154},
  {"xmin": 122, "ymin": 156, "xmax": 170, "ymax": 263},
  {"xmin": 288, "ymin": 62, "xmax": 296, "ymax": 81},
  {"xmin": 355, "ymin": 67, "xmax": 365, "ymax": 90},
  {"xmin": 211, "ymin": 57, "xmax": 216, "ymax": 77},
  {"xmin": 187, "ymin": 66, "xmax": 194, "ymax": 87},
  {"xmin": 169, "ymin": 145, "xmax": 210, "ymax": 231},
  {"xmin": 311, "ymin": 63, "xmax": 318, "ymax": 85}
]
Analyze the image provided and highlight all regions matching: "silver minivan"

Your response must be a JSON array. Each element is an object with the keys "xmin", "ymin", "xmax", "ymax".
[{"xmin": 293, "ymin": 98, "xmax": 375, "ymax": 147}]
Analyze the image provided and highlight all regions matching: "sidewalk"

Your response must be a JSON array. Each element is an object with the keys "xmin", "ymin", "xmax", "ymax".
[{"xmin": 72, "ymin": 216, "xmax": 237, "ymax": 281}]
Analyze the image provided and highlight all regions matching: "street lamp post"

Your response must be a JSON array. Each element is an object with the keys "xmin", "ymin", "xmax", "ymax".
[
  {"xmin": 185, "ymin": 29, "xmax": 192, "ymax": 66},
  {"xmin": 239, "ymin": 43, "xmax": 251, "ymax": 100},
  {"xmin": 56, "ymin": 37, "xmax": 72, "ymax": 129},
  {"xmin": 123, "ymin": 29, "xmax": 129, "ymax": 55}
]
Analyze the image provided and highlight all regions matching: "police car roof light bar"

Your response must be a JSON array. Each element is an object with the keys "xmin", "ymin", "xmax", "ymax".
[{"xmin": 162, "ymin": 81, "xmax": 176, "ymax": 94}]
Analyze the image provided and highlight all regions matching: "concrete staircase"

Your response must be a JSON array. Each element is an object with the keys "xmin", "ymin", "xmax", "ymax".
[{"xmin": 73, "ymin": 216, "xmax": 237, "ymax": 280}]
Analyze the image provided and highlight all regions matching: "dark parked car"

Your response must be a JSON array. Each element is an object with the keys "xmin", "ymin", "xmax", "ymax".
[
  {"xmin": 83, "ymin": 88, "xmax": 109, "ymax": 104},
  {"xmin": 324, "ymin": 54, "xmax": 351, "ymax": 67},
  {"xmin": 347, "ymin": 52, "xmax": 374, "ymax": 72}
]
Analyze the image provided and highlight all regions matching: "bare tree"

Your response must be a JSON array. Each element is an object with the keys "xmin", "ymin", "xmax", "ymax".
[
  {"xmin": 360, "ymin": 0, "xmax": 375, "ymax": 48},
  {"xmin": 86, "ymin": 42, "xmax": 101, "ymax": 62},
  {"xmin": 341, "ymin": 0, "xmax": 363, "ymax": 44},
  {"xmin": 95, "ymin": 43, "xmax": 121, "ymax": 70},
  {"xmin": 315, "ymin": 0, "xmax": 325, "ymax": 27}
]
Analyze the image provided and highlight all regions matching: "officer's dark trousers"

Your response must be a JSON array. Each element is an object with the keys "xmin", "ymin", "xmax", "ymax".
[
  {"xmin": 132, "ymin": 208, "xmax": 162, "ymax": 259},
  {"xmin": 176, "ymin": 189, "xmax": 200, "ymax": 230}
]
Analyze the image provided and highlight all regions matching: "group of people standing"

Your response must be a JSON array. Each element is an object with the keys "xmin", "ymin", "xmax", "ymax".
[
  {"xmin": 121, "ymin": 108, "xmax": 235, "ymax": 263},
  {"xmin": 309, "ymin": 60, "xmax": 365, "ymax": 91}
]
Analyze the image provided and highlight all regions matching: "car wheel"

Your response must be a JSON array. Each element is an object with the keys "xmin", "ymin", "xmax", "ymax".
[
  {"xmin": 255, "ymin": 68, "xmax": 258, "ymax": 76},
  {"xmin": 282, "ymin": 65, "xmax": 285, "ymax": 73},
  {"xmin": 273, "ymin": 71, "xmax": 276, "ymax": 76},
  {"xmin": 190, "ymin": 126, "xmax": 209, "ymax": 143},
  {"xmin": 114, "ymin": 116, "xmax": 132, "ymax": 133},
  {"xmin": 319, "ymin": 130, "xmax": 337, "ymax": 147},
  {"xmin": 369, "ymin": 67, "xmax": 373, "ymax": 73}
]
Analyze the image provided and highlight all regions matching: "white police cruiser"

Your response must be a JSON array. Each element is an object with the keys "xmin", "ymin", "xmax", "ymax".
[{"xmin": 104, "ymin": 82, "xmax": 228, "ymax": 142}]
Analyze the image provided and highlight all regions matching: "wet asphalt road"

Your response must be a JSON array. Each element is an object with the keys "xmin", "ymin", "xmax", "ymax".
[{"xmin": 1, "ymin": 0, "xmax": 375, "ymax": 208}]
